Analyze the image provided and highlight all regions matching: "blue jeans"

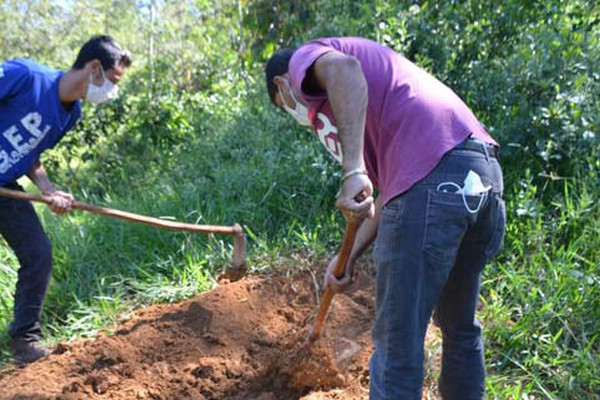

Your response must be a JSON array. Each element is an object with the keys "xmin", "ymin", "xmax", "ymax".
[
  {"xmin": 369, "ymin": 144, "xmax": 505, "ymax": 400},
  {"xmin": 0, "ymin": 182, "xmax": 53, "ymax": 342}
]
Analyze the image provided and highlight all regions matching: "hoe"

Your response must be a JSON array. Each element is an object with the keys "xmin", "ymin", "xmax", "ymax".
[{"xmin": 0, "ymin": 186, "xmax": 247, "ymax": 270}]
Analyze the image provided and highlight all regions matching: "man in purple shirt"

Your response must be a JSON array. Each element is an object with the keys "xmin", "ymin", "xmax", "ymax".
[{"xmin": 266, "ymin": 37, "xmax": 505, "ymax": 399}]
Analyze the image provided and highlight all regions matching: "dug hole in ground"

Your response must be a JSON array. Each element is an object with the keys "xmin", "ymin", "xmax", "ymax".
[{"xmin": 0, "ymin": 258, "xmax": 442, "ymax": 399}]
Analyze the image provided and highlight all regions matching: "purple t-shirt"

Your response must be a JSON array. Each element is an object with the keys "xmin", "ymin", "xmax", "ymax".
[{"xmin": 288, "ymin": 37, "xmax": 497, "ymax": 205}]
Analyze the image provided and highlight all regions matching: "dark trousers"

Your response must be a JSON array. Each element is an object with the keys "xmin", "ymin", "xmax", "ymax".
[
  {"xmin": 369, "ymin": 145, "xmax": 506, "ymax": 399},
  {"xmin": 0, "ymin": 182, "xmax": 53, "ymax": 342}
]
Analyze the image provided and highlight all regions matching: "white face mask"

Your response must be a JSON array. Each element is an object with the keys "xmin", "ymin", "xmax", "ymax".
[
  {"xmin": 278, "ymin": 80, "xmax": 311, "ymax": 126},
  {"xmin": 86, "ymin": 68, "xmax": 119, "ymax": 105}
]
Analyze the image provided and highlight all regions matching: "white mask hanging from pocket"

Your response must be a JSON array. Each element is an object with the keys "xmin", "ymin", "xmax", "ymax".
[{"xmin": 437, "ymin": 170, "xmax": 492, "ymax": 214}]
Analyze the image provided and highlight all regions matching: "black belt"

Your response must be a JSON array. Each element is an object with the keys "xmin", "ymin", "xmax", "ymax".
[{"xmin": 454, "ymin": 138, "xmax": 498, "ymax": 158}]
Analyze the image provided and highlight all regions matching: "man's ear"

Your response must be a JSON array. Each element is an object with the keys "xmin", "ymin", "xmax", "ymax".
[
  {"xmin": 84, "ymin": 59, "xmax": 102, "ymax": 74},
  {"xmin": 273, "ymin": 75, "xmax": 286, "ymax": 88},
  {"xmin": 272, "ymin": 76, "xmax": 288, "ymax": 107}
]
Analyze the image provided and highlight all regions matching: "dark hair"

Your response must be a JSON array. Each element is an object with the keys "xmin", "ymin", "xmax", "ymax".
[
  {"xmin": 72, "ymin": 35, "xmax": 132, "ymax": 71},
  {"xmin": 265, "ymin": 48, "xmax": 295, "ymax": 105}
]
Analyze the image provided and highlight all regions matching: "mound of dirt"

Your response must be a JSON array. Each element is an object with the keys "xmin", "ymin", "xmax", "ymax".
[{"xmin": 0, "ymin": 262, "xmax": 441, "ymax": 400}]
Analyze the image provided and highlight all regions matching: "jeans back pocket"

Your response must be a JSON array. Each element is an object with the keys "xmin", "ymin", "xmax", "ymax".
[{"xmin": 423, "ymin": 189, "xmax": 476, "ymax": 265}]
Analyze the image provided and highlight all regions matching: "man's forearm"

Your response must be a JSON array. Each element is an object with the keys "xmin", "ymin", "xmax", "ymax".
[
  {"xmin": 349, "ymin": 196, "xmax": 383, "ymax": 262},
  {"xmin": 26, "ymin": 161, "xmax": 57, "ymax": 194}
]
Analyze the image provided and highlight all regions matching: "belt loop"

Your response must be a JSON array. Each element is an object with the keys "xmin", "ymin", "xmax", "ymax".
[{"xmin": 482, "ymin": 142, "xmax": 490, "ymax": 163}]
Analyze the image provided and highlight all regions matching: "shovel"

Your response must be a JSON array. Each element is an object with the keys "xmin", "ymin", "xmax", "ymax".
[{"xmin": 0, "ymin": 186, "xmax": 246, "ymax": 269}]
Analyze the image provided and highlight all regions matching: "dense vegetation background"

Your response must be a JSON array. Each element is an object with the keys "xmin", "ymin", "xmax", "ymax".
[{"xmin": 1, "ymin": 1, "xmax": 599, "ymax": 397}]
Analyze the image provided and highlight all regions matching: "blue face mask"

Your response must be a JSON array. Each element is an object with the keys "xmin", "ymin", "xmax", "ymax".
[{"xmin": 278, "ymin": 80, "xmax": 311, "ymax": 126}]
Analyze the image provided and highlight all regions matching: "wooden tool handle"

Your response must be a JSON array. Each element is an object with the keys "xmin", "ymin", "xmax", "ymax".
[
  {"xmin": 0, "ymin": 186, "xmax": 242, "ymax": 235},
  {"xmin": 308, "ymin": 190, "xmax": 368, "ymax": 341},
  {"xmin": 309, "ymin": 219, "xmax": 361, "ymax": 341},
  {"xmin": 330, "ymin": 221, "xmax": 360, "ymax": 279}
]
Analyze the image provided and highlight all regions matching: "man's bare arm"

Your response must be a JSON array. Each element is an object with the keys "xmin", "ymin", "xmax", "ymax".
[{"xmin": 312, "ymin": 51, "xmax": 368, "ymax": 173}]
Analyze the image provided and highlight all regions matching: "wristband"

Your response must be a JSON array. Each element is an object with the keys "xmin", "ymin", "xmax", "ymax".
[{"xmin": 342, "ymin": 168, "xmax": 368, "ymax": 181}]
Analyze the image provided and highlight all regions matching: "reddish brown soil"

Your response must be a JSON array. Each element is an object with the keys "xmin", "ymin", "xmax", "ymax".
[{"xmin": 0, "ymin": 261, "xmax": 441, "ymax": 400}]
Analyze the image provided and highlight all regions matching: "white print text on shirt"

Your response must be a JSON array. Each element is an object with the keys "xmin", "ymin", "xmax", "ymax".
[
  {"xmin": 0, "ymin": 112, "xmax": 51, "ymax": 173},
  {"xmin": 0, "ymin": 66, "xmax": 4, "ymax": 79},
  {"xmin": 315, "ymin": 112, "xmax": 343, "ymax": 163}
]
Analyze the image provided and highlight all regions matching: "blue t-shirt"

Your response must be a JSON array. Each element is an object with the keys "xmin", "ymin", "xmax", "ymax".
[{"xmin": 0, "ymin": 58, "xmax": 81, "ymax": 185}]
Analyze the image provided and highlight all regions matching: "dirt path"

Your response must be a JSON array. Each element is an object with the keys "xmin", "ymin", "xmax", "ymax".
[{"xmin": 0, "ymin": 262, "xmax": 441, "ymax": 399}]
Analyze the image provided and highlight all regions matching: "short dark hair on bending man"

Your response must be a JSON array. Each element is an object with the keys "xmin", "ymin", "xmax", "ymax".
[
  {"xmin": 265, "ymin": 48, "xmax": 295, "ymax": 105},
  {"xmin": 72, "ymin": 35, "xmax": 132, "ymax": 71}
]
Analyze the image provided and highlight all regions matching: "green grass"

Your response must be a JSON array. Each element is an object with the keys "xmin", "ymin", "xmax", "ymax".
[
  {"xmin": 1, "ymin": 86, "xmax": 599, "ymax": 399},
  {"xmin": 482, "ymin": 176, "xmax": 600, "ymax": 398},
  {"xmin": 0, "ymin": 87, "xmax": 344, "ymax": 366},
  {"xmin": 0, "ymin": 0, "xmax": 598, "ymax": 397}
]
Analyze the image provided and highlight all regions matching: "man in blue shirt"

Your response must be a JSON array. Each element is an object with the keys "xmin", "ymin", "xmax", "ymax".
[{"xmin": 0, "ymin": 35, "xmax": 132, "ymax": 364}]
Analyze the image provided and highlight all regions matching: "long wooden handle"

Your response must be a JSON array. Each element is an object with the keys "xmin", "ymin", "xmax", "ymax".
[
  {"xmin": 309, "ymin": 220, "xmax": 361, "ymax": 341},
  {"xmin": 0, "ymin": 186, "xmax": 242, "ymax": 235}
]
